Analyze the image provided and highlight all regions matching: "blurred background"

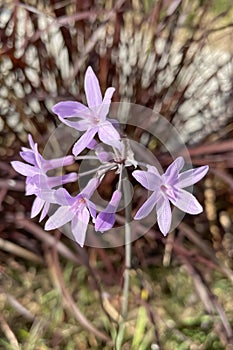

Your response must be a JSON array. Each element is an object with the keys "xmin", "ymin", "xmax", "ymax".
[{"xmin": 0, "ymin": 0, "xmax": 233, "ymax": 349}]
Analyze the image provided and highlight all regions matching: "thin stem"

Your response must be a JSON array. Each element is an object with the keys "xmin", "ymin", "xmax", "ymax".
[
  {"xmin": 116, "ymin": 172, "xmax": 132, "ymax": 349},
  {"xmin": 117, "ymin": 164, "xmax": 123, "ymax": 191},
  {"xmin": 137, "ymin": 161, "xmax": 151, "ymax": 168},
  {"xmin": 75, "ymin": 155, "xmax": 99, "ymax": 161},
  {"xmin": 78, "ymin": 164, "xmax": 111, "ymax": 178}
]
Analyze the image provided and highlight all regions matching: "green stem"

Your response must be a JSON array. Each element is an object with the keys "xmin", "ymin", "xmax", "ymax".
[{"xmin": 116, "ymin": 176, "xmax": 132, "ymax": 349}]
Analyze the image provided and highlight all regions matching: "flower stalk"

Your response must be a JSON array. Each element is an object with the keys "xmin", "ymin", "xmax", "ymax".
[{"xmin": 116, "ymin": 174, "xmax": 132, "ymax": 350}]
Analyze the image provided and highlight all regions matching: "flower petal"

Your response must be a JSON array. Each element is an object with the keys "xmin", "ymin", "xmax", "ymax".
[
  {"xmin": 60, "ymin": 118, "xmax": 91, "ymax": 131},
  {"xmin": 25, "ymin": 177, "xmax": 37, "ymax": 195},
  {"xmin": 95, "ymin": 190, "xmax": 121, "ymax": 232},
  {"xmin": 45, "ymin": 206, "xmax": 74, "ymax": 230},
  {"xmin": 169, "ymin": 188, "xmax": 203, "ymax": 214},
  {"xmin": 20, "ymin": 150, "xmax": 36, "ymax": 165},
  {"xmin": 98, "ymin": 121, "xmax": 121, "ymax": 150},
  {"xmin": 95, "ymin": 211, "xmax": 115, "ymax": 232},
  {"xmin": 164, "ymin": 157, "xmax": 185, "ymax": 185},
  {"xmin": 178, "ymin": 165, "xmax": 209, "ymax": 188},
  {"xmin": 86, "ymin": 199, "xmax": 96, "ymax": 221},
  {"xmin": 87, "ymin": 139, "xmax": 98, "ymax": 150},
  {"xmin": 85, "ymin": 67, "xmax": 102, "ymax": 108},
  {"xmin": 82, "ymin": 177, "xmax": 99, "ymax": 199},
  {"xmin": 34, "ymin": 144, "xmax": 43, "ymax": 168},
  {"xmin": 147, "ymin": 165, "xmax": 161, "ymax": 176},
  {"xmin": 54, "ymin": 188, "xmax": 74, "ymax": 206},
  {"xmin": 39, "ymin": 201, "xmax": 50, "ymax": 221},
  {"xmin": 134, "ymin": 191, "xmax": 160, "ymax": 220},
  {"xmin": 52, "ymin": 101, "xmax": 90, "ymax": 130},
  {"xmin": 71, "ymin": 207, "xmax": 90, "ymax": 247},
  {"xmin": 132, "ymin": 170, "xmax": 161, "ymax": 191},
  {"xmin": 156, "ymin": 196, "xmax": 172, "ymax": 236},
  {"xmin": 52, "ymin": 101, "xmax": 88, "ymax": 117},
  {"xmin": 11, "ymin": 161, "xmax": 39, "ymax": 177},
  {"xmin": 31, "ymin": 197, "xmax": 45, "ymax": 218},
  {"xmin": 97, "ymin": 87, "xmax": 115, "ymax": 121},
  {"xmin": 72, "ymin": 127, "xmax": 98, "ymax": 156},
  {"xmin": 28, "ymin": 134, "xmax": 35, "ymax": 149}
]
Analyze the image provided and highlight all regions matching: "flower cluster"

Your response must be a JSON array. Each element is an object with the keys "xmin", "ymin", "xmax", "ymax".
[{"xmin": 12, "ymin": 67, "xmax": 209, "ymax": 247}]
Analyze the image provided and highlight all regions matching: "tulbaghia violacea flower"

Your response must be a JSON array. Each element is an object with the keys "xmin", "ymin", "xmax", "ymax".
[
  {"xmin": 52, "ymin": 66, "xmax": 121, "ymax": 156},
  {"xmin": 132, "ymin": 157, "xmax": 209, "ymax": 236},
  {"xmin": 95, "ymin": 190, "xmax": 122, "ymax": 232},
  {"xmin": 45, "ymin": 178, "xmax": 99, "ymax": 247},
  {"xmin": 12, "ymin": 134, "xmax": 75, "ymax": 176},
  {"xmin": 11, "ymin": 134, "xmax": 78, "ymax": 220}
]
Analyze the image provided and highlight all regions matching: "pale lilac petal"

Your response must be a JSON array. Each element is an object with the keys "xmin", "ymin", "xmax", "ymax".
[
  {"xmin": 28, "ymin": 175, "xmax": 56, "ymax": 202},
  {"xmin": 31, "ymin": 197, "xmax": 45, "ymax": 218},
  {"xmin": 95, "ymin": 212, "xmax": 115, "ymax": 232},
  {"xmin": 28, "ymin": 134, "xmax": 35, "ymax": 149},
  {"xmin": 71, "ymin": 207, "xmax": 90, "ymax": 247},
  {"xmin": 38, "ymin": 189, "xmax": 57, "ymax": 203},
  {"xmin": 25, "ymin": 177, "xmax": 37, "ymax": 195},
  {"xmin": 52, "ymin": 101, "xmax": 90, "ymax": 130},
  {"xmin": 54, "ymin": 188, "xmax": 74, "ymax": 206},
  {"xmin": 87, "ymin": 139, "xmax": 98, "ymax": 150},
  {"xmin": 85, "ymin": 67, "xmax": 102, "ymax": 108},
  {"xmin": 164, "ymin": 157, "xmax": 185, "ymax": 185},
  {"xmin": 95, "ymin": 190, "xmax": 121, "ymax": 232},
  {"xmin": 98, "ymin": 121, "xmax": 121, "ymax": 150},
  {"xmin": 60, "ymin": 117, "xmax": 91, "ymax": 131},
  {"xmin": 52, "ymin": 101, "xmax": 88, "ymax": 117},
  {"xmin": 85, "ymin": 199, "xmax": 96, "ymax": 221},
  {"xmin": 178, "ymin": 165, "xmax": 209, "ymax": 188},
  {"xmin": 30, "ymin": 174, "xmax": 49, "ymax": 188},
  {"xmin": 107, "ymin": 118, "xmax": 120, "ymax": 130},
  {"xmin": 147, "ymin": 165, "xmax": 160, "ymax": 176},
  {"xmin": 169, "ymin": 188, "xmax": 203, "ymax": 214},
  {"xmin": 34, "ymin": 144, "xmax": 42, "ymax": 168},
  {"xmin": 132, "ymin": 170, "xmax": 161, "ymax": 191},
  {"xmin": 82, "ymin": 177, "xmax": 99, "ymax": 199},
  {"xmin": 20, "ymin": 150, "xmax": 36, "ymax": 165},
  {"xmin": 156, "ymin": 196, "xmax": 172, "ymax": 236},
  {"xmin": 134, "ymin": 191, "xmax": 160, "ymax": 220},
  {"xmin": 72, "ymin": 127, "xmax": 98, "ymax": 156},
  {"xmin": 11, "ymin": 161, "xmax": 39, "ymax": 177},
  {"xmin": 97, "ymin": 87, "xmax": 115, "ymax": 121},
  {"xmin": 39, "ymin": 201, "xmax": 50, "ymax": 221},
  {"xmin": 45, "ymin": 206, "xmax": 74, "ymax": 230},
  {"xmin": 43, "ymin": 155, "xmax": 75, "ymax": 172}
]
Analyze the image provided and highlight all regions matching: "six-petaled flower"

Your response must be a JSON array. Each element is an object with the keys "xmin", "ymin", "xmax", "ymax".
[
  {"xmin": 11, "ymin": 134, "xmax": 78, "ymax": 221},
  {"xmin": 52, "ymin": 66, "xmax": 121, "ymax": 156},
  {"xmin": 132, "ymin": 157, "xmax": 209, "ymax": 235},
  {"xmin": 45, "ymin": 178, "xmax": 99, "ymax": 247}
]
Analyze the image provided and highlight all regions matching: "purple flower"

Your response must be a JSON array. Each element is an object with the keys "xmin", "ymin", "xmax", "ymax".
[
  {"xmin": 45, "ymin": 178, "xmax": 99, "ymax": 247},
  {"xmin": 11, "ymin": 134, "xmax": 78, "ymax": 220},
  {"xmin": 26, "ymin": 173, "xmax": 77, "ymax": 221},
  {"xmin": 95, "ymin": 190, "xmax": 122, "ymax": 232},
  {"xmin": 52, "ymin": 66, "xmax": 121, "ymax": 156},
  {"xmin": 11, "ymin": 134, "xmax": 75, "ymax": 178},
  {"xmin": 132, "ymin": 157, "xmax": 209, "ymax": 235}
]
